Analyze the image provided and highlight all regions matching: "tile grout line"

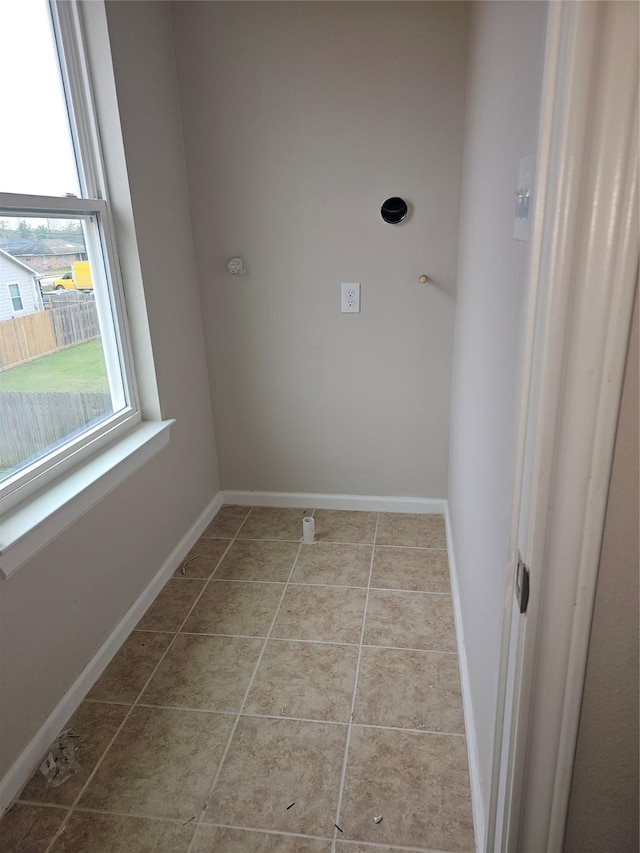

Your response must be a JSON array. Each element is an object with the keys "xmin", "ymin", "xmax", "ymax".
[
  {"xmin": 330, "ymin": 512, "xmax": 381, "ymax": 853},
  {"xmin": 362, "ymin": 642, "xmax": 457, "ymax": 655},
  {"xmin": 18, "ymin": 799, "xmax": 452, "ymax": 853},
  {"xmin": 201, "ymin": 536, "xmax": 447, "ymax": 551},
  {"xmin": 197, "ymin": 815, "xmax": 456, "ymax": 853},
  {"xmin": 128, "ymin": 707, "xmax": 466, "ymax": 738},
  {"xmin": 129, "ymin": 632, "xmax": 459, "ymax": 657},
  {"xmin": 171, "ymin": 576, "xmax": 454, "ymax": 597},
  {"xmin": 11, "ymin": 800, "xmax": 71, "ymax": 812},
  {"xmin": 21, "ymin": 802, "xmax": 188, "ymax": 824},
  {"xmin": 194, "ymin": 819, "xmax": 451, "ymax": 853},
  {"xmin": 195, "ymin": 820, "xmax": 334, "ymax": 843},
  {"xmin": 162, "ymin": 638, "xmax": 456, "ymax": 659},
  {"xmin": 67, "ymin": 703, "xmax": 467, "ymax": 739},
  {"xmin": 185, "ymin": 523, "xmax": 309, "ymax": 853},
  {"xmin": 333, "ymin": 839, "xmax": 451, "ymax": 853},
  {"xmin": 40, "ymin": 509, "xmax": 253, "ymax": 853},
  {"xmin": 68, "ymin": 808, "xmax": 337, "ymax": 842}
]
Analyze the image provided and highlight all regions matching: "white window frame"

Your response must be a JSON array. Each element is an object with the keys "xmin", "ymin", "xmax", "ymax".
[
  {"xmin": 7, "ymin": 283, "xmax": 24, "ymax": 313},
  {"xmin": 0, "ymin": 1, "xmax": 140, "ymax": 512},
  {"xmin": 0, "ymin": 0, "xmax": 172, "ymax": 575}
]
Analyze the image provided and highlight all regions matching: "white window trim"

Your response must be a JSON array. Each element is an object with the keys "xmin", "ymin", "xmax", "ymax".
[
  {"xmin": 0, "ymin": 0, "xmax": 170, "ymax": 574},
  {"xmin": 0, "ymin": 419, "xmax": 173, "ymax": 579}
]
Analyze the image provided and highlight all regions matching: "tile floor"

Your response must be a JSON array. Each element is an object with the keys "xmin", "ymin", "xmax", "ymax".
[{"xmin": 1, "ymin": 507, "xmax": 475, "ymax": 853}]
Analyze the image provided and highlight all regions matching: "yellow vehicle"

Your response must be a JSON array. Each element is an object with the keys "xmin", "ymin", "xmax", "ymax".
[{"xmin": 53, "ymin": 261, "xmax": 93, "ymax": 291}]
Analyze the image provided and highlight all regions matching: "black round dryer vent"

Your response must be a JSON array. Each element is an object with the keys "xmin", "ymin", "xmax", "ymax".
[{"xmin": 381, "ymin": 197, "xmax": 408, "ymax": 224}]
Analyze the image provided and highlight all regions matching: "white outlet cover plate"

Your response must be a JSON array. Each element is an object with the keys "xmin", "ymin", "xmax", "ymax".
[{"xmin": 341, "ymin": 282, "xmax": 360, "ymax": 313}]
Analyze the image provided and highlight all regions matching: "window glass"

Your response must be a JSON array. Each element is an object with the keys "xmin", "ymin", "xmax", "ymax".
[
  {"xmin": 8, "ymin": 284, "xmax": 24, "ymax": 312},
  {"xmin": 0, "ymin": 213, "xmax": 127, "ymax": 484},
  {"xmin": 0, "ymin": 0, "xmax": 79, "ymax": 197}
]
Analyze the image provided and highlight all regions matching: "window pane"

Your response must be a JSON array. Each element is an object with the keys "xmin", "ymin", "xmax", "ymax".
[
  {"xmin": 0, "ymin": 0, "xmax": 79, "ymax": 197},
  {"xmin": 8, "ymin": 283, "xmax": 24, "ymax": 312},
  {"xmin": 0, "ymin": 214, "xmax": 125, "ymax": 484}
]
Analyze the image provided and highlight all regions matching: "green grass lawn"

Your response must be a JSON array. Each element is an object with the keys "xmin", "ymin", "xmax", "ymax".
[{"xmin": 0, "ymin": 339, "xmax": 109, "ymax": 394}]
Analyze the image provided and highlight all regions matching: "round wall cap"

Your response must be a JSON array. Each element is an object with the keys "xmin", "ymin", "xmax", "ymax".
[{"xmin": 381, "ymin": 197, "xmax": 408, "ymax": 224}]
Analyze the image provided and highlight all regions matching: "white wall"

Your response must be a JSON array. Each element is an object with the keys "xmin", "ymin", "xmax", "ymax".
[
  {"xmin": 564, "ymin": 289, "xmax": 639, "ymax": 852},
  {"xmin": 172, "ymin": 1, "xmax": 468, "ymax": 498},
  {"xmin": 0, "ymin": 1, "xmax": 219, "ymax": 781},
  {"xmin": 447, "ymin": 0, "xmax": 547, "ymax": 818}
]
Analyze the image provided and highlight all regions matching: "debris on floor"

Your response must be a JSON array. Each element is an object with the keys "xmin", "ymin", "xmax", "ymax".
[
  {"xmin": 334, "ymin": 824, "xmax": 343, "ymax": 833},
  {"xmin": 39, "ymin": 730, "xmax": 80, "ymax": 788},
  {"xmin": 286, "ymin": 802, "xmax": 295, "ymax": 810},
  {"xmin": 180, "ymin": 554, "xmax": 200, "ymax": 575},
  {"xmin": 373, "ymin": 815, "xmax": 384, "ymax": 824}
]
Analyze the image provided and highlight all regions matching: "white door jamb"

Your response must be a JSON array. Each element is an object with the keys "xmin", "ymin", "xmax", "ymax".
[{"xmin": 489, "ymin": 2, "xmax": 639, "ymax": 850}]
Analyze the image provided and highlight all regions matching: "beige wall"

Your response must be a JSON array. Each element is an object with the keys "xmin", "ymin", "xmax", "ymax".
[
  {"xmin": 0, "ymin": 1, "xmax": 219, "ymax": 779},
  {"xmin": 172, "ymin": 1, "xmax": 468, "ymax": 498},
  {"xmin": 564, "ymin": 289, "xmax": 639, "ymax": 852},
  {"xmin": 447, "ymin": 0, "xmax": 547, "ymax": 816}
]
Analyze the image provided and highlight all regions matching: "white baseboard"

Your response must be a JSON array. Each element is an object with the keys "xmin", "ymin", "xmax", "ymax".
[
  {"xmin": 221, "ymin": 490, "xmax": 446, "ymax": 514},
  {"xmin": 445, "ymin": 504, "xmax": 486, "ymax": 852},
  {"xmin": 0, "ymin": 491, "xmax": 224, "ymax": 815}
]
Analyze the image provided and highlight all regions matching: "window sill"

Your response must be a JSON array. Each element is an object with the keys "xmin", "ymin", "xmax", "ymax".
[{"xmin": 0, "ymin": 419, "xmax": 174, "ymax": 579}]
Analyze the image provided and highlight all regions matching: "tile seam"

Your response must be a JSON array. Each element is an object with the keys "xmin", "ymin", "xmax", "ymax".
[
  {"xmin": 131, "ymin": 633, "xmax": 459, "ymax": 656},
  {"xmin": 204, "ymin": 537, "xmax": 448, "ymax": 551},
  {"xmin": 330, "ymin": 512, "xmax": 381, "ymax": 853},
  {"xmin": 184, "ymin": 532, "xmax": 306, "ymax": 853},
  {"xmin": 173, "ymin": 577, "xmax": 453, "ymax": 595},
  {"xmin": 114, "ymin": 705, "xmax": 466, "ymax": 737},
  {"xmin": 11, "ymin": 800, "xmax": 70, "ymax": 812},
  {"xmin": 195, "ymin": 819, "xmax": 333, "ymax": 841}
]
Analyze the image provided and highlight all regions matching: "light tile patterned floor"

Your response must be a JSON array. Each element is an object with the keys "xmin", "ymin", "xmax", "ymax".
[{"xmin": 1, "ymin": 507, "xmax": 475, "ymax": 853}]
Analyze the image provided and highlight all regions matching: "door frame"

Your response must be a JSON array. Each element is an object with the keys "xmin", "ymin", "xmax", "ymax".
[{"xmin": 488, "ymin": 1, "xmax": 639, "ymax": 850}]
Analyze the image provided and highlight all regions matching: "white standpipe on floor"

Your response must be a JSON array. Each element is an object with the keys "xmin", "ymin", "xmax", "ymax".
[{"xmin": 302, "ymin": 516, "xmax": 315, "ymax": 543}]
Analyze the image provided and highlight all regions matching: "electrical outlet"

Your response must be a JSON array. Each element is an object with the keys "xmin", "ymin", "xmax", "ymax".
[{"xmin": 341, "ymin": 282, "xmax": 360, "ymax": 313}]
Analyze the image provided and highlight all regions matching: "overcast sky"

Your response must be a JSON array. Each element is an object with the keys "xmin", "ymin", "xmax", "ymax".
[{"xmin": 0, "ymin": 0, "xmax": 79, "ymax": 198}]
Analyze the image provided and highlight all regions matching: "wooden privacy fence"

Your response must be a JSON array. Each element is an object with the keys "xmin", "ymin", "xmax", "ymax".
[
  {"xmin": 50, "ymin": 297, "xmax": 100, "ymax": 349},
  {"xmin": 0, "ymin": 391, "xmax": 112, "ymax": 468},
  {"xmin": 0, "ymin": 312, "xmax": 56, "ymax": 369},
  {"xmin": 0, "ymin": 295, "xmax": 100, "ymax": 369}
]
